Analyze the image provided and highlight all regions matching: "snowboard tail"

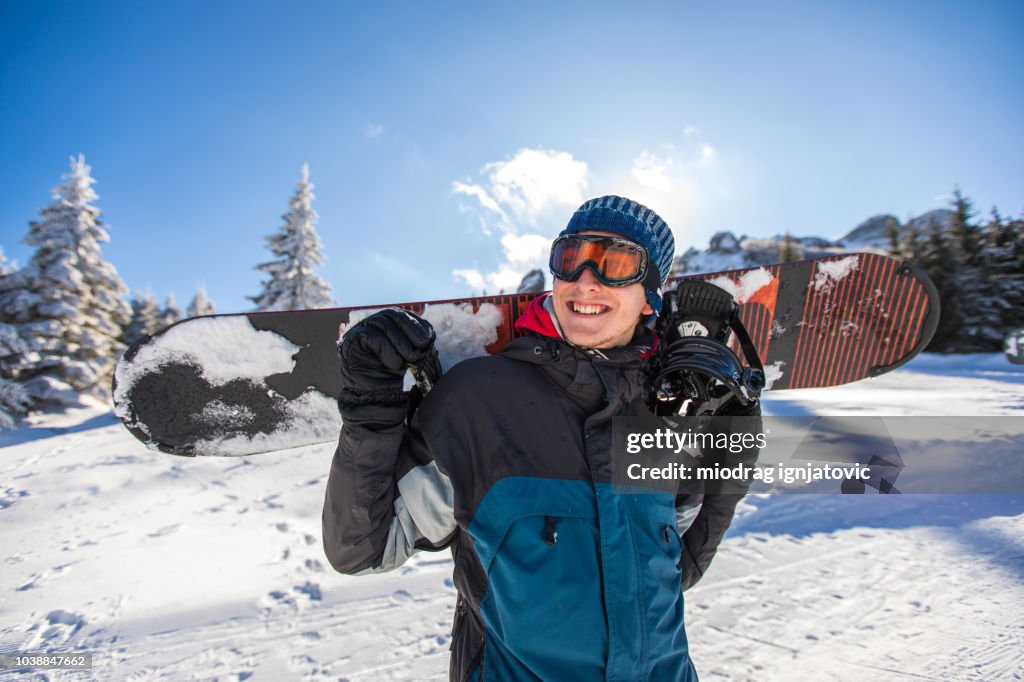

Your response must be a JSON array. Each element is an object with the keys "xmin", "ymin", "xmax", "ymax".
[
  {"xmin": 114, "ymin": 253, "xmax": 938, "ymax": 457},
  {"xmin": 709, "ymin": 255, "xmax": 939, "ymax": 388}
]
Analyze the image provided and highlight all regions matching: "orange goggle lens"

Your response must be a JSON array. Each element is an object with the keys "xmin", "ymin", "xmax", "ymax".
[{"xmin": 549, "ymin": 235, "xmax": 647, "ymax": 286}]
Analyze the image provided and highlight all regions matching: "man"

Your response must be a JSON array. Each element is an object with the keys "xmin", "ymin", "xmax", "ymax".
[{"xmin": 323, "ymin": 195, "xmax": 755, "ymax": 681}]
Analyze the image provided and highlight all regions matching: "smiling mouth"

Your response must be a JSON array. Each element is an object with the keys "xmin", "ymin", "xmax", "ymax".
[{"xmin": 570, "ymin": 302, "xmax": 610, "ymax": 316}]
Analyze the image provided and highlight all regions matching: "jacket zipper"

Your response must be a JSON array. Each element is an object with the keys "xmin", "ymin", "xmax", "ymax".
[
  {"xmin": 543, "ymin": 515, "xmax": 558, "ymax": 545},
  {"xmin": 663, "ymin": 523, "xmax": 684, "ymax": 569}
]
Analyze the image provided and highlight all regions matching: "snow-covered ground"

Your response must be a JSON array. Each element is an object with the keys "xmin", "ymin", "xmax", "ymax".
[{"xmin": 1, "ymin": 354, "xmax": 1022, "ymax": 681}]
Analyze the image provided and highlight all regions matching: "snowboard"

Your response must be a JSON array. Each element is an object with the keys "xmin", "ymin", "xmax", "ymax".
[{"xmin": 113, "ymin": 252, "xmax": 939, "ymax": 457}]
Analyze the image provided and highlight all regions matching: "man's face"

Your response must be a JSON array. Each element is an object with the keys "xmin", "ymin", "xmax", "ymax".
[{"xmin": 550, "ymin": 231, "xmax": 654, "ymax": 349}]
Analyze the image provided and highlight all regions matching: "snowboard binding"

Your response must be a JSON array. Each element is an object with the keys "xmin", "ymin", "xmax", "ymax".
[{"xmin": 649, "ymin": 281, "xmax": 766, "ymax": 416}]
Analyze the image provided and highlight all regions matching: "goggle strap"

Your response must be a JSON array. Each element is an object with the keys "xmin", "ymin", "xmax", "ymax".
[{"xmin": 643, "ymin": 260, "xmax": 662, "ymax": 295}]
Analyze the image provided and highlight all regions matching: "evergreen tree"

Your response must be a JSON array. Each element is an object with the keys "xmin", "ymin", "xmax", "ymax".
[
  {"xmin": 0, "ymin": 247, "xmax": 19, "ymax": 326},
  {"xmin": 948, "ymin": 189, "xmax": 1001, "ymax": 350},
  {"xmin": 885, "ymin": 220, "xmax": 903, "ymax": 258},
  {"xmin": 249, "ymin": 164, "xmax": 335, "ymax": 311},
  {"xmin": 160, "ymin": 293, "xmax": 183, "ymax": 328},
  {"xmin": 920, "ymin": 215, "xmax": 963, "ymax": 352},
  {"xmin": 123, "ymin": 293, "xmax": 162, "ymax": 347},
  {"xmin": 983, "ymin": 211, "xmax": 1024, "ymax": 334},
  {"xmin": 0, "ymin": 247, "xmax": 16, "ymax": 277},
  {"xmin": 0, "ymin": 323, "xmax": 31, "ymax": 428},
  {"xmin": 778, "ymin": 231, "xmax": 801, "ymax": 262},
  {"xmin": 1006, "ymin": 216, "xmax": 1024, "ymax": 331},
  {"xmin": 187, "ymin": 286, "xmax": 216, "ymax": 317},
  {"xmin": 989, "ymin": 207, "xmax": 1004, "ymax": 233},
  {"xmin": 900, "ymin": 219, "xmax": 923, "ymax": 262},
  {"xmin": 949, "ymin": 187, "xmax": 982, "ymax": 266},
  {"xmin": 0, "ymin": 155, "xmax": 131, "ymax": 405},
  {"xmin": 0, "ymin": 249, "xmax": 30, "ymax": 399}
]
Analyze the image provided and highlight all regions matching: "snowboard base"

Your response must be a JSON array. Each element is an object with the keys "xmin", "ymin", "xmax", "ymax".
[{"xmin": 114, "ymin": 253, "xmax": 939, "ymax": 456}]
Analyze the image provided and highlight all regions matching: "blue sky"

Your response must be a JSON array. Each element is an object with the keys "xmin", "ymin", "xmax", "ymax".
[{"xmin": 1, "ymin": 0, "xmax": 1022, "ymax": 312}]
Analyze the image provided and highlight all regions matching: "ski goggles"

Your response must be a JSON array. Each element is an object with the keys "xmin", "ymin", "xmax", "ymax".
[{"xmin": 549, "ymin": 234, "xmax": 657, "ymax": 288}]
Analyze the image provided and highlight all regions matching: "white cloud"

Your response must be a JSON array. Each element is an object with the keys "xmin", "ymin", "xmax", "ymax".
[
  {"xmin": 452, "ymin": 264, "xmax": 524, "ymax": 294},
  {"xmin": 453, "ymin": 148, "xmax": 588, "ymax": 235},
  {"xmin": 631, "ymin": 151, "xmax": 674, "ymax": 192},
  {"xmin": 451, "ymin": 148, "xmax": 588, "ymax": 293},
  {"xmin": 500, "ymin": 233, "xmax": 551, "ymax": 269},
  {"xmin": 613, "ymin": 128, "xmax": 729, "ymax": 253},
  {"xmin": 364, "ymin": 123, "xmax": 384, "ymax": 139},
  {"xmin": 449, "ymin": 136, "xmax": 724, "ymax": 294},
  {"xmin": 452, "ymin": 232, "xmax": 551, "ymax": 294},
  {"xmin": 451, "ymin": 267, "xmax": 486, "ymax": 292},
  {"xmin": 484, "ymin": 149, "xmax": 587, "ymax": 219},
  {"xmin": 452, "ymin": 181, "xmax": 506, "ymax": 218}
]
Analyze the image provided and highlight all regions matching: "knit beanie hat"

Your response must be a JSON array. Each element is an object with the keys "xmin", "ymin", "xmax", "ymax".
[{"xmin": 558, "ymin": 195, "xmax": 675, "ymax": 317}]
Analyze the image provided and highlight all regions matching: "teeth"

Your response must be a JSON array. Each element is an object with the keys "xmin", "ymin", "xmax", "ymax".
[{"xmin": 572, "ymin": 303, "xmax": 607, "ymax": 315}]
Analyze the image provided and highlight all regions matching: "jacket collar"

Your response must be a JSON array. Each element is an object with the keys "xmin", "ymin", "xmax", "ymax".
[{"xmin": 514, "ymin": 293, "xmax": 562, "ymax": 339}]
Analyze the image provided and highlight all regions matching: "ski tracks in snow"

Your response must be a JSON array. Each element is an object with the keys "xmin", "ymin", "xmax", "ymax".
[
  {"xmin": 0, "ymin": 354, "xmax": 1021, "ymax": 680},
  {"xmin": 0, "ymin": 415, "xmax": 457, "ymax": 681},
  {"xmin": 102, "ymin": 564, "xmax": 456, "ymax": 682},
  {"xmin": 686, "ymin": 514, "xmax": 1024, "ymax": 681}
]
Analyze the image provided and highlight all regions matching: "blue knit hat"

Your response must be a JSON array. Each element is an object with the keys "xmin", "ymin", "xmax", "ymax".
[{"xmin": 558, "ymin": 195, "xmax": 675, "ymax": 317}]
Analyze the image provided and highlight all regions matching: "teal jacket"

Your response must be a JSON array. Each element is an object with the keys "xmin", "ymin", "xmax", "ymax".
[{"xmin": 324, "ymin": 296, "xmax": 744, "ymax": 680}]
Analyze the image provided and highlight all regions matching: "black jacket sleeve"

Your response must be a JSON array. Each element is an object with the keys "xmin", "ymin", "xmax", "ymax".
[
  {"xmin": 677, "ymin": 397, "xmax": 762, "ymax": 591},
  {"xmin": 678, "ymin": 492, "xmax": 745, "ymax": 591},
  {"xmin": 322, "ymin": 396, "xmax": 457, "ymax": 575}
]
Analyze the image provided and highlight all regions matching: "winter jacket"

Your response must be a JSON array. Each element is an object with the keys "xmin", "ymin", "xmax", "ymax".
[{"xmin": 323, "ymin": 295, "xmax": 749, "ymax": 681}]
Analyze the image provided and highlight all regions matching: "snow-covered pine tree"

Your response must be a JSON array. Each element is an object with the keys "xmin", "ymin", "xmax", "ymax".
[
  {"xmin": 950, "ymin": 188, "xmax": 983, "ymax": 266},
  {"xmin": 899, "ymin": 218, "xmax": 923, "ymax": 262},
  {"xmin": 983, "ymin": 210, "xmax": 1024, "ymax": 334},
  {"xmin": 920, "ymin": 214, "xmax": 963, "ymax": 352},
  {"xmin": 885, "ymin": 220, "xmax": 903, "ymax": 258},
  {"xmin": 0, "ymin": 246, "xmax": 22, "ymax": 326},
  {"xmin": 0, "ymin": 323, "xmax": 31, "ymax": 428},
  {"xmin": 160, "ymin": 294, "xmax": 183, "ymax": 328},
  {"xmin": 249, "ymin": 164, "xmax": 335, "ymax": 311},
  {"xmin": 778, "ymin": 232, "xmax": 801, "ymax": 262},
  {"xmin": 187, "ymin": 286, "xmax": 216, "ymax": 317},
  {"xmin": 1003, "ymin": 216, "xmax": 1024, "ymax": 331},
  {"xmin": 0, "ymin": 246, "xmax": 16, "ymax": 277},
  {"xmin": 123, "ymin": 293, "xmax": 162, "ymax": 347},
  {"xmin": 0, "ymin": 155, "xmax": 131, "ymax": 405},
  {"xmin": 0, "ymin": 249, "xmax": 31, "ymax": 421},
  {"xmin": 948, "ymin": 189, "xmax": 1002, "ymax": 351}
]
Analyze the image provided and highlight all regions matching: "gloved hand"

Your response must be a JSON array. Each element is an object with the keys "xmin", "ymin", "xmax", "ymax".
[
  {"xmin": 649, "ymin": 336, "xmax": 764, "ymax": 417},
  {"xmin": 338, "ymin": 309, "xmax": 442, "ymax": 430}
]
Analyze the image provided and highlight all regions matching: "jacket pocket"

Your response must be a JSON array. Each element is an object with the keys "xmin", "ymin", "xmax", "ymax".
[
  {"xmin": 627, "ymin": 510, "xmax": 687, "ymax": 662},
  {"xmin": 468, "ymin": 477, "xmax": 606, "ymax": 681}
]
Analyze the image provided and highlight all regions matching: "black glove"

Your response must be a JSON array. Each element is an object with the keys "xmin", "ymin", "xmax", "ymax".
[
  {"xmin": 338, "ymin": 309, "xmax": 442, "ymax": 430},
  {"xmin": 650, "ymin": 336, "xmax": 764, "ymax": 417}
]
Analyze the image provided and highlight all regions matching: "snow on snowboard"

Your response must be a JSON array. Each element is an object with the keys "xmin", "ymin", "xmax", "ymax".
[{"xmin": 113, "ymin": 253, "xmax": 939, "ymax": 457}]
